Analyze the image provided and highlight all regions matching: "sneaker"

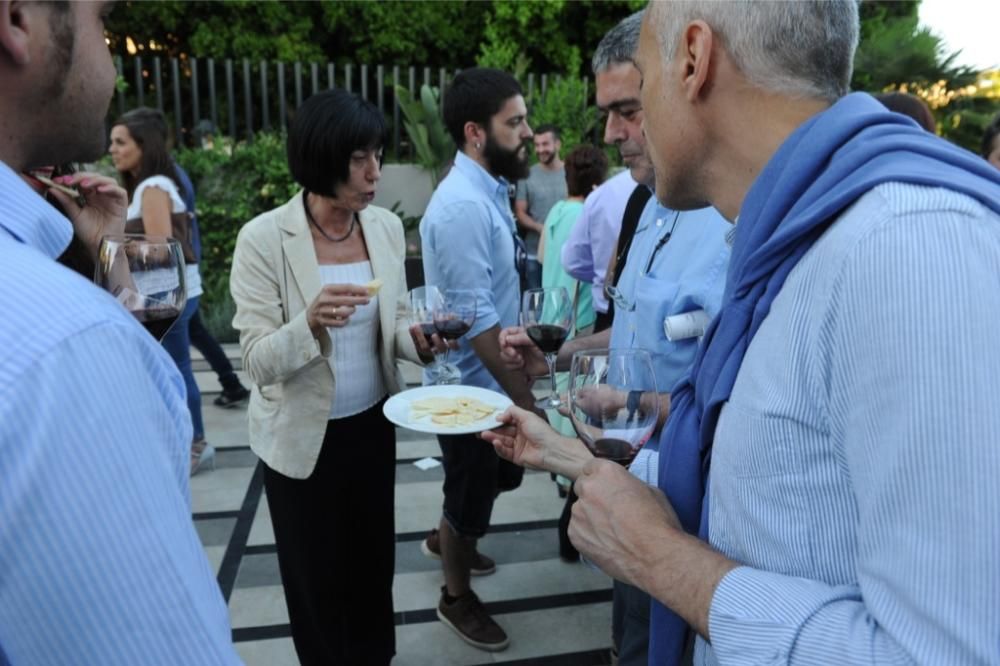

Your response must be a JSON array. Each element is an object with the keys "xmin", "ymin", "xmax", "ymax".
[
  {"xmin": 436, "ymin": 586, "xmax": 509, "ymax": 651},
  {"xmin": 214, "ymin": 385, "xmax": 250, "ymax": 408},
  {"xmin": 421, "ymin": 528, "xmax": 496, "ymax": 576}
]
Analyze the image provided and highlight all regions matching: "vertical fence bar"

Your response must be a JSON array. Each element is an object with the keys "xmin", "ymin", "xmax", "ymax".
[
  {"xmin": 134, "ymin": 55, "xmax": 144, "ymax": 107},
  {"xmin": 292, "ymin": 62, "xmax": 301, "ymax": 108},
  {"xmin": 377, "ymin": 65, "xmax": 385, "ymax": 118},
  {"xmin": 439, "ymin": 67, "xmax": 446, "ymax": 109},
  {"xmin": 171, "ymin": 58, "xmax": 182, "ymax": 142},
  {"xmin": 528, "ymin": 73, "xmax": 535, "ymax": 100},
  {"xmin": 361, "ymin": 64, "xmax": 369, "ymax": 101},
  {"xmin": 115, "ymin": 56, "xmax": 126, "ymax": 117},
  {"xmin": 392, "ymin": 65, "xmax": 400, "ymax": 157},
  {"xmin": 328, "ymin": 63, "xmax": 335, "ymax": 90},
  {"xmin": 541, "ymin": 73, "xmax": 548, "ymax": 98},
  {"xmin": 242, "ymin": 58, "xmax": 253, "ymax": 140},
  {"xmin": 225, "ymin": 59, "xmax": 236, "ymax": 139},
  {"xmin": 423, "ymin": 66, "xmax": 430, "ymax": 88},
  {"xmin": 409, "ymin": 66, "xmax": 416, "ymax": 96},
  {"xmin": 191, "ymin": 58, "xmax": 200, "ymax": 133},
  {"xmin": 206, "ymin": 58, "xmax": 217, "ymax": 133},
  {"xmin": 311, "ymin": 63, "xmax": 319, "ymax": 96},
  {"xmin": 277, "ymin": 62, "xmax": 286, "ymax": 130},
  {"xmin": 260, "ymin": 60, "xmax": 270, "ymax": 131},
  {"xmin": 153, "ymin": 57, "xmax": 163, "ymax": 111},
  {"xmin": 345, "ymin": 64, "xmax": 353, "ymax": 93}
]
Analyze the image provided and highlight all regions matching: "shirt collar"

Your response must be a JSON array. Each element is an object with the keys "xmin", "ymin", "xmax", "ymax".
[
  {"xmin": 452, "ymin": 151, "xmax": 510, "ymax": 202},
  {"xmin": 0, "ymin": 160, "xmax": 73, "ymax": 258}
]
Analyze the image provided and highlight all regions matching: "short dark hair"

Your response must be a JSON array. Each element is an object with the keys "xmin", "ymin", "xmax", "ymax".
[
  {"xmin": 534, "ymin": 124, "xmax": 561, "ymax": 142},
  {"xmin": 564, "ymin": 145, "xmax": 608, "ymax": 197},
  {"xmin": 443, "ymin": 68, "xmax": 523, "ymax": 149},
  {"xmin": 981, "ymin": 112, "xmax": 1000, "ymax": 159},
  {"xmin": 874, "ymin": 92, "xmax": 936, "ymax": 133},
  {"xmin": 113, "ymin": 107, "xmax": 185, "ymax": 202},
  {"xmin": 287, "ymin": 89, "xmax": 386, "ymax": 197}
]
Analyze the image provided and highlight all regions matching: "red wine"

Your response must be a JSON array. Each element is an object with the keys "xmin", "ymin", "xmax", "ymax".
[
  {"xmin": 435, "ymin": 319, "xmax": 471, "ymax": 340},
  {"xmin": 590, "ymin": 437, "xmax": 636, "ymax": 465},
  {"xmin": 133, "ymin": 305, "xmax": 181, "ymax": 340},
  {"xmin": 526, "ymin": 324, "xmax": 569, "ymax": 354},
  {"xmin": 419, "ymin": 322, "xmax": 437, "ymax": 337}
]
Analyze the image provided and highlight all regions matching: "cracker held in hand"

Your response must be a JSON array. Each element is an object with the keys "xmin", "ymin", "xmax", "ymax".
[
  {"xmin": 409, "ymin": 396, "xmax": 499, "ymax": 427},
  {"xmin": 365, "ymin": 278, "xmax": 383, "ymax": 296}
]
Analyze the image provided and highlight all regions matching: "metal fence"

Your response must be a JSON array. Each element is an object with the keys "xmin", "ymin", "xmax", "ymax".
[{"xmin": 112, "ymin": 55, "xmax": 564, "ymax": 157}]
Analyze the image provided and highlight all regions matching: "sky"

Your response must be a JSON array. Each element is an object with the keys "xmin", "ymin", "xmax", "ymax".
[{"xmin": 918, "ymin": 0, "xmax": 999, "ymax": 71}]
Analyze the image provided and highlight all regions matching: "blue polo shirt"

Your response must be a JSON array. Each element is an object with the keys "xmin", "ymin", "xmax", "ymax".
[{"xmin": 420, "ymin": 152, "xmax": 521, "ymax": 392}]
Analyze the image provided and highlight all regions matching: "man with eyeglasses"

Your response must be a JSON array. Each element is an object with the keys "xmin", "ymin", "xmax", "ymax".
[
  {"xmin": 497, "ymin": 10, "xmax": 730, "ymax": 665},
  {"xmin": 415, "ymin": 67, "xmax": 540, "ymax": 653}
]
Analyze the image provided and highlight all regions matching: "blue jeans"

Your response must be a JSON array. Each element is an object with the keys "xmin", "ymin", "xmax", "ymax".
[
  {"xmin": 162, "ymin": 296, "xmax": 203, "ymax": 440},
  {"xmin": 188, "ymin": 308, "xmax": 240, "ymax": 392}
]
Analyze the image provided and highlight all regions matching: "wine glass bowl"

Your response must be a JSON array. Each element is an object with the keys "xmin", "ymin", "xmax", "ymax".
[
  {"xmin": 95, "ymin": 234, "xmax": 187, "ymax": 341},
  {"xmin": 432, "ymin": 289, "xmax": 477, "ymax": 385},
  {"xmin": 409, "ymin": 286, "xmax": 446, "ymax": 384},
  {"xmin": 521, "ymin": 287, "xmax": 574, "ymax": 410},
  {"xmin": 568, "ymin": 349, "xmax": 658, "ymax": 466}
]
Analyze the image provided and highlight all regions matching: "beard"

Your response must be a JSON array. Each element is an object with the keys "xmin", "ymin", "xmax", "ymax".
[
  {"xmin": 537, "ymin": 150, "xmax": 555, "ymax": 166},
  {"xmin": 483, "ymin": 133, "xmax": 531, "ymax": 182},
  {"xmin": 24, "ymin": 4, "xmax": 109, "ymax": 168}
]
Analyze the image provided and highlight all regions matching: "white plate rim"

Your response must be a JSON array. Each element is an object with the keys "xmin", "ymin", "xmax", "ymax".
[{"xmin": 382, "ymin": 385, "xmax": 512, "ymax": 434}]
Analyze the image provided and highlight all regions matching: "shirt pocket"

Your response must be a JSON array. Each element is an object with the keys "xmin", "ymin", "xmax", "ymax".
[{"xmin": 632, "ymin": 275, "xmax": 699, "ymax": 393}]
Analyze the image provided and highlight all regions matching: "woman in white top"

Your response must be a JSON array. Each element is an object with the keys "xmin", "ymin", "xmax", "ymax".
[
  {"xmin": 108, "ymin": 108, "xmax": 212, "ymax": 474},
  {"xmin": 230, "ymin": 89, "xmax": 432, "ymax": 665}
]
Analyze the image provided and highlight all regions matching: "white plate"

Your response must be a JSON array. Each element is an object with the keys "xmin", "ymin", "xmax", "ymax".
[{"xmin": 383, "ymin": 385, "xmax": 512, "ymax": 435}]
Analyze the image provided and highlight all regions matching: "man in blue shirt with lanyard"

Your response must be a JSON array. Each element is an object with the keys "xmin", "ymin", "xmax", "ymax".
[
  {"xmin": 418, "ymin": 68, "xmax": 539, "ymax": 653},
  {"xmin": 495, "ymin": 12, "xmax": 730, "ymax": 663},
  {"xmin": 0, "ymin": 2, "xmax": 238, "ymax": 663}
]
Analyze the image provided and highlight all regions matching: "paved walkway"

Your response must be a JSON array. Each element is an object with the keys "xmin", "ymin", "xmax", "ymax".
[{"xmin": 193, "ymin": 345, "xmax": 614, "ymax": 665}]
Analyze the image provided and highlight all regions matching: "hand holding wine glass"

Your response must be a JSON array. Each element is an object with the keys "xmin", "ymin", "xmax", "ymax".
[
  {"xmin": 432, "ymin": 289, "xmax": 477, "ymax": 385},
  {"xmin": 521, "ymin": 287, "xmax": 574, "ymax": 410},
  {"xmin": 567, "ymin": 349, "xmax": 658, "ymax": 466},
  {"xmin": 408, "ymin": 286, "xmax": 447, "ymax": 382},
  {"xmin": 94, "ymin": 234, "xmax": 187, "ymax": 341}
]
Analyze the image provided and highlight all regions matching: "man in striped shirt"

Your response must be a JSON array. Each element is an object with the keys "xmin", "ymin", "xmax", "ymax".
[
  {"xmin": 489, "ymin": 1, "xmax": 1000, "ymax": 663},
  {"xmin": 0, "ymin": 2, "xmax": 239, "ymax": 662}
]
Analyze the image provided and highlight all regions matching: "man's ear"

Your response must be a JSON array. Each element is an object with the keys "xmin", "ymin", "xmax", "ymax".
[
  {"xmin": 680, "ymin": 20, "xmax": 715, "ymax": 103},
  {"xmin": 463, "ymin": 121, "xmax": 486, "ymax": 150},
  {"xmin": 0, "ymin": 1, "xmax": 34, "ymax": 67}
]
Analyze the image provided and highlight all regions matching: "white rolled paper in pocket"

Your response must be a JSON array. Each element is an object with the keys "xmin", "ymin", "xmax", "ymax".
[{"xmin": 663, "ymin": 309, "xmax": 710, "ymax": 341}]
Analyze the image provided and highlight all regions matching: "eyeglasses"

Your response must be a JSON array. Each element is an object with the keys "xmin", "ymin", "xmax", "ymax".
[
  {"xmin": 604, "ymin": 283, "xmax": 634, "ymax": 312},
  {"xmin": 512, "ymin": 232, "xmax": 527, "ymax": 277}
]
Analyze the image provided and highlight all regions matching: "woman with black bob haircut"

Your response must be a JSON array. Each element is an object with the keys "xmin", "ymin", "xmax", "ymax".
[{"xmin": 230, "ymin": 88, "xmax": 428, "ymax": 665}]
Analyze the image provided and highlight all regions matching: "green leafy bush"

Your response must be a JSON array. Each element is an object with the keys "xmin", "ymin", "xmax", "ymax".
[{"xmin": 176, "ymin": 132, "xmax": 299, "ymax": 341}]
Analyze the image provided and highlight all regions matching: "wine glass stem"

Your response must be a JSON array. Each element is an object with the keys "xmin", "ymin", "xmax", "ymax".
[{"xmin": 546, "ymin": 353, "xmax": 558, "ymax": 403}]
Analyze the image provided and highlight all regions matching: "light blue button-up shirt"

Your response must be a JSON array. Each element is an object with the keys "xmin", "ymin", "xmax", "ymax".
[
  {"xmin": 607, "ymin": 199, "xmax": 730, "ymax": 483},
  {"xmin": 699, "ymin": 183, "xmax": 1000, "ymax": 664},
  {"xmin": 420, "ymin": 152, "xmax": 521, "ymax": 392},
  {"xmin": 0, "ymin": 161, "xmax": 239, "ymax": 664}
]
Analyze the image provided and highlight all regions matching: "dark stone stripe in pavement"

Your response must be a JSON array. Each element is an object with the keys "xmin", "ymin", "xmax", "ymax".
[
  {"xmin": 231, "ymin": 588, "xmax": 613, "ymax": 642},
  {"xmin": 394, "ymin": 588, "xmax": 613, "ymax": 626},
  {"xmin": 472, "ymin": 648, "xmax": 614, "ymax": 666},
  {"xmin": 216, "ymin": 461, "xmax": 266, "ymax": 602}
]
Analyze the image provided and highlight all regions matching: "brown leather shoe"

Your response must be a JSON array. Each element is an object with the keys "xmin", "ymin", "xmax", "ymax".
[
  {"xmin": 421, "ymin": 528, "xmax": 496, "ymax": 575},
  {"xmin": 437, "ymin": 586, "xmax": 509, "ymax": 651}
]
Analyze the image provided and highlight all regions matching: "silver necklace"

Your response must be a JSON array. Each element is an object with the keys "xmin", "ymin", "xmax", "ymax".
[{"xmin": 304, "ymin": 194, "xmax": 356, "ymax": 243}]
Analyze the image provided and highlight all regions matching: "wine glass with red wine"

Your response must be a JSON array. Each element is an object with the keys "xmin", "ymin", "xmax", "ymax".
[
  {"xmin": 432, "ymin": 288, "xmax": 477, "ymax": 385},
  {"xmin": 521, "ymin": 286, "xmax": 574, "ymax": 410},
  {"xmin": 567, "ymin": 349, "xmax": 658, "ymax": 466},
  {"xmin": 409, "ymin": 286, "xmax": 447, "ymax": 385},
  {"xmin": 95, "ymin": 234, "xmax": 187, "ymax": 341}
]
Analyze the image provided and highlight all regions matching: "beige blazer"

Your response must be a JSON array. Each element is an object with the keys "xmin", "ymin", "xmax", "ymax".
[{"xmin": 230, "ymin": 190, "xmax": 420, "ymax": 478}]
